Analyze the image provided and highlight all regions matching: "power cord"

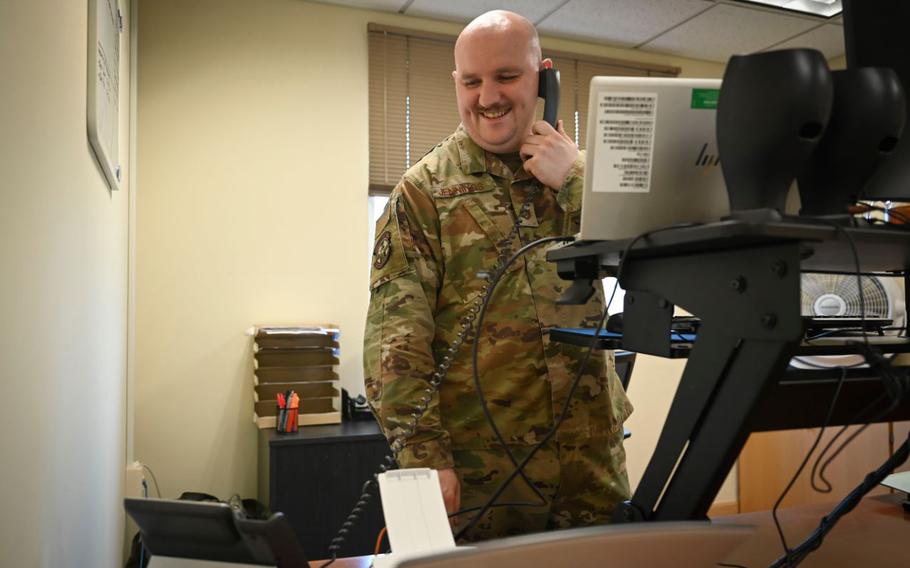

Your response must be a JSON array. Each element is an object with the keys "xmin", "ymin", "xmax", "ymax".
[
  {"xmin": 469, "ymin": 234, "xmax": 575, "ymax": 513},
  {"xmin": 806, "ymin": 339, "xmax": 910, "ymax": 495},
  {"xmin": 140, "ymin": 463, "xmax": 162, "ymax": 498},
  {"xmin": 768, "ymin": 214, "xmax": 910, "ymax": 567},
  {"xmin": 769, "ymin": 429, "xmax": 910, "ymax": 568},
  {"xmin": 770, "ymin": 365, "xmax": 847, "ymax": 562},
  {"xmin": 809, "ymin": 396, "xmax": 888, "ymax": 494},
  {"xmin": 454, "ymin": 223, "xmax": 699, "ymax": 541}
]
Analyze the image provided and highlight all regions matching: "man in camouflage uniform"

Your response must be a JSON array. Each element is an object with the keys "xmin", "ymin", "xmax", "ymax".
[{"xmin": 364, "ymin": 10, "xmax": 633, "ymax": 541}]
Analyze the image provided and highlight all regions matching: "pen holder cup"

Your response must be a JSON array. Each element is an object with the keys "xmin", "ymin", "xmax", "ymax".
[{"xmin": 276, "ymin": 406, "xmax": 299, "ymax": 434}]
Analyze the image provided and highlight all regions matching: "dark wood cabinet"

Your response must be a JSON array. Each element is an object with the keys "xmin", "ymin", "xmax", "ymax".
[{"xmin": 258, "ymin": 420, "xmax": 390, "ymax": 560}]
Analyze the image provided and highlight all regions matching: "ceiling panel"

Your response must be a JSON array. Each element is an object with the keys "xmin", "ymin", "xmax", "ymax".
[
  {"xmin": 309, "ymin": 0, "xmax": 408, "ymax": 13},
  {"xmin": 309, "ymin": 0, "xmax": 848, "ymax": 64},
  {"xmin": 642, "ymin": 2, "xmax": 818, "ymax": 62},
  {"xmin": 537, "ymin": 0, "xmax": 715, "ymax": 48},
  {"xmin": 406, "ymin": 0, "xmax": 566, "ymax": 25},
  {"xmin": 767, "ymin": 23, "xmax": 844, "ymax": 60}
]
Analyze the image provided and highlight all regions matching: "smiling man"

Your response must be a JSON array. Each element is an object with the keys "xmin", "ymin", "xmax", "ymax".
[{"xmin": 364, "ymin": 10, "xmax": 633, "ymax": 541}]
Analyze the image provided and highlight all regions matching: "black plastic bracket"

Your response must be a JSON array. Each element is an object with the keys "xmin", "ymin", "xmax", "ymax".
[{"xmin": 621, "ymin": 290, "xmax": 674, "ymax": 357}]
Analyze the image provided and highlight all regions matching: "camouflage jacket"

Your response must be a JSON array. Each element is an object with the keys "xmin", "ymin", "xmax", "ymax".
[{"xmin": 364, "ymin": 125, "xmax": 633, "ymax": 470}]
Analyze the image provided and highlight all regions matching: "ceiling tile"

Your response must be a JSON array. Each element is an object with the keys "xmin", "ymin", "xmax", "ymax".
[
  {"xmin": 642, "ymin": 2, "xmax": 818, "ymax": 62},
  {"xmin": 537, "ymin": 0, "xmax": 715, "ymax": 48},
  {"xmin": 767, "ymin": 23, "xmax": 845, "ymax": 60},
  {"xmin": 406, "ymin": 0, "xmax": 567, "ymax": 24},
  {"xmin": 308, "ymin": 0, "xmax": 409, "ymax": 14},
  {"xmin": 730, "ymin": 0, "xmax": 842, "ymax": 19}
]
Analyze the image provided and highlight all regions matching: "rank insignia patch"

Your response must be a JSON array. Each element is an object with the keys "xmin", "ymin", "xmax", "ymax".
[{"xmin": 373, "ymin": 231, "xmax": 392, "ymax": 269}]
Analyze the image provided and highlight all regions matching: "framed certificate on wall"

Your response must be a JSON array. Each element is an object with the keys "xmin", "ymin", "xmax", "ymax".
[{"xmin": 87, "ymin": 0, "xmax": 122, "ymax": 192}]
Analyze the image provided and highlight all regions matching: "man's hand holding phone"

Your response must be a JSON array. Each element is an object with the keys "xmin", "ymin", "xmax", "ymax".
[{"xmin": 520, "ymin": 118, "xmax": 579, "ymax": 190}]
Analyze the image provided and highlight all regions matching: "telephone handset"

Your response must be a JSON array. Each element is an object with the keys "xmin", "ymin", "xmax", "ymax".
[{"xmin": 538, "ymin": 67, "xmax": 561, "ymax": 128}]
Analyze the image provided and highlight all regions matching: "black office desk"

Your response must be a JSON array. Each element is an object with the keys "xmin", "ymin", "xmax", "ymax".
[
  {"xmin": 258, "ymin": 420, "xmax": 390, "ymax": 559},
  {"xmin": 547, "ymin": 219, "xmax": 910, "ymax": 522}
]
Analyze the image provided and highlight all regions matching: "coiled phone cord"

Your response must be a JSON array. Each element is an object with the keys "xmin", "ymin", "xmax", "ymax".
[{"xmin": 321, "ymin": 183, "xmax": 546, "ymax": 565}]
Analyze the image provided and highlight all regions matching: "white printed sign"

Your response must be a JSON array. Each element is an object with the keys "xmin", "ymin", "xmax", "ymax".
[{"xmin": 592, "ymin": 92, "xmax": 657, "ymax": 193}]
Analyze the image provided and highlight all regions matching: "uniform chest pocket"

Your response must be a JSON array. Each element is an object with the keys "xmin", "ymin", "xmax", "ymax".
[{"xmin": 443, "ymin": 196, "xmax": 525, "ymax": 304}]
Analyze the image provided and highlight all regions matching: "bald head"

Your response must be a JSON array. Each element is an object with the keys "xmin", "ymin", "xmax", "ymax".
[
  {"xmin": 455, "ymin": 10, "xmax": 542, "ymax": 69},
  {"xmin": 451, "ymin": 10, "xmax": 549, "ymax": 153}
]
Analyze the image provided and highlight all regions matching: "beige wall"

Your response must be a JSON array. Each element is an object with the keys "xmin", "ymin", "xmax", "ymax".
[
  {"xmin": 134, "ymin": 0, "xmax": 728, "ymax": 503},
  {"xmin": 829, "ymin": 55, "xmax": 847, "ymax": 70},
  {"xmin": 0, "ymin": 0, "xmax": 131, "ymax": 565}
]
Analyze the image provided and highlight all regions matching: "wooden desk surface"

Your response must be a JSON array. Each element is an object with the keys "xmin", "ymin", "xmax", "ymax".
[
  {"xmin": 714, "ymin": 494, "xmax": 909, "ymax": 567},
  {"xmin": 313, "ymin": 495, "xmax": 909, "ymax": 567}
]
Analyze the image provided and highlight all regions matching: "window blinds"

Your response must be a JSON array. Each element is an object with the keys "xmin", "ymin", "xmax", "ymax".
[{"xmin": 368, "ymin": 24, "xmax": 680, "ymax": 195}]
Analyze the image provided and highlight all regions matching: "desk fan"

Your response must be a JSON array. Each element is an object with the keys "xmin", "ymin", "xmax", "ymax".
[{"xmin": 794, "ymin": 273, "xmax": 906, "ymax": 368}]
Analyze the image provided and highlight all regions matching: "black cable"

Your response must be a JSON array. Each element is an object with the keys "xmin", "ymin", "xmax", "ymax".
[
  {"xmin": 469, "ymin": 235, "xmax": 576, "ymax": 511},
  {"xmin": 809, "ymin": 392, "xmax": 889, "ymax": 494},
  {"xmin": 139, "ymin": 463, "xmax": 162, "ymax": 498},
  {"xmin": 322, "ymin": 184, "xmax": 546, "ymax": 562},
  {"xmin": 810, "ymin": 341, "xmax": 910, "ymax": 493},
  {"xmin": 454, "ymin": 288, "xmax": 613, "ymax": 541},
  {"xmin": 768, "ymin": 216, "xmax": 867, "ymax": 567},
  {"xmin": 768, "ymin": 215, "xmax": 910, "ymax": 567},
  {"xmin": 770, "ymin": 431, "xmax": 910, "ymax": 568},
  {"xmin": 795, "ymin": 211, "xmax": 883, "ymax": 491},
  {"xmin": 455, "ymin": 223, "xmax": 698, "ymax": 541},
  {"xmin": 812, "ymin": 395, "xmax": 901, "ymax": 494},
  {"xmin": 770, "ymin": 366, "xmax": 847, "ymax": 564}
]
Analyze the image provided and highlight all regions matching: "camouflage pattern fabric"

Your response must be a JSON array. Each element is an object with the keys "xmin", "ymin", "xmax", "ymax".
[
  {"xmin": 455, "ymin": 428, "xmax": 630, "ymax": 541},
  {"xmin": 364, "ymin": 125, "xmax": 633, "ymax": 537}
]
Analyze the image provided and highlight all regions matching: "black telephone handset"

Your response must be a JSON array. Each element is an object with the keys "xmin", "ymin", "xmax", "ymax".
[{"xmin": 538, "ymin": 67, "xmax": 561, "ymax": 128}]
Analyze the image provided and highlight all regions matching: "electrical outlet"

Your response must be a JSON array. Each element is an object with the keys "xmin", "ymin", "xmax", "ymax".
[{"xmin": 125, "ymin": 461, "xmax": 147, "ymax": 499}]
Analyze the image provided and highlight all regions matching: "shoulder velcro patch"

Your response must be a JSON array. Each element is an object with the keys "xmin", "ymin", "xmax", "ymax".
[
  {"xmin": 373, "ymin": 231, "xmax": 392, "ymax": 269},
  {"xmin": 369, "ymin": 198, "xmax": 412, "ymax": 290}
]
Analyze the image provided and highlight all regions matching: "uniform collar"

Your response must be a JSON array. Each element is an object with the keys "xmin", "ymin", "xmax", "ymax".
[{"xmin": 454, "ymin": 124, "xmax": 534, "ymax": 183}]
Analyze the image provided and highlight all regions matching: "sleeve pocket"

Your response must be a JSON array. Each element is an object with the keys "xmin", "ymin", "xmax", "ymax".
[
  {"xmin": 370, "ymin": 198, "xmax": 413, "ymax": 290},
  {"xmin": 364, "ymin": 289, "xmax": 384, "ymax": 403}
]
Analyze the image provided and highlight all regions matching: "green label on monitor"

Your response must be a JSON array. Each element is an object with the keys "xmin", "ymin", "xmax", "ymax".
[{"xmin": 691, "ymin": 88, "xmax": 720, "ymax": 109}]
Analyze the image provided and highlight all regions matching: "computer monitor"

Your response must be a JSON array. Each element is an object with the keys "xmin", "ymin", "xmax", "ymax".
[
  {"xmin": 578, "ymin": 77, "xmax": 729, "ymax": 242},
  {"xmin": 843, "ymin": 0, "xmax": 910, "ymax": 201}
]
